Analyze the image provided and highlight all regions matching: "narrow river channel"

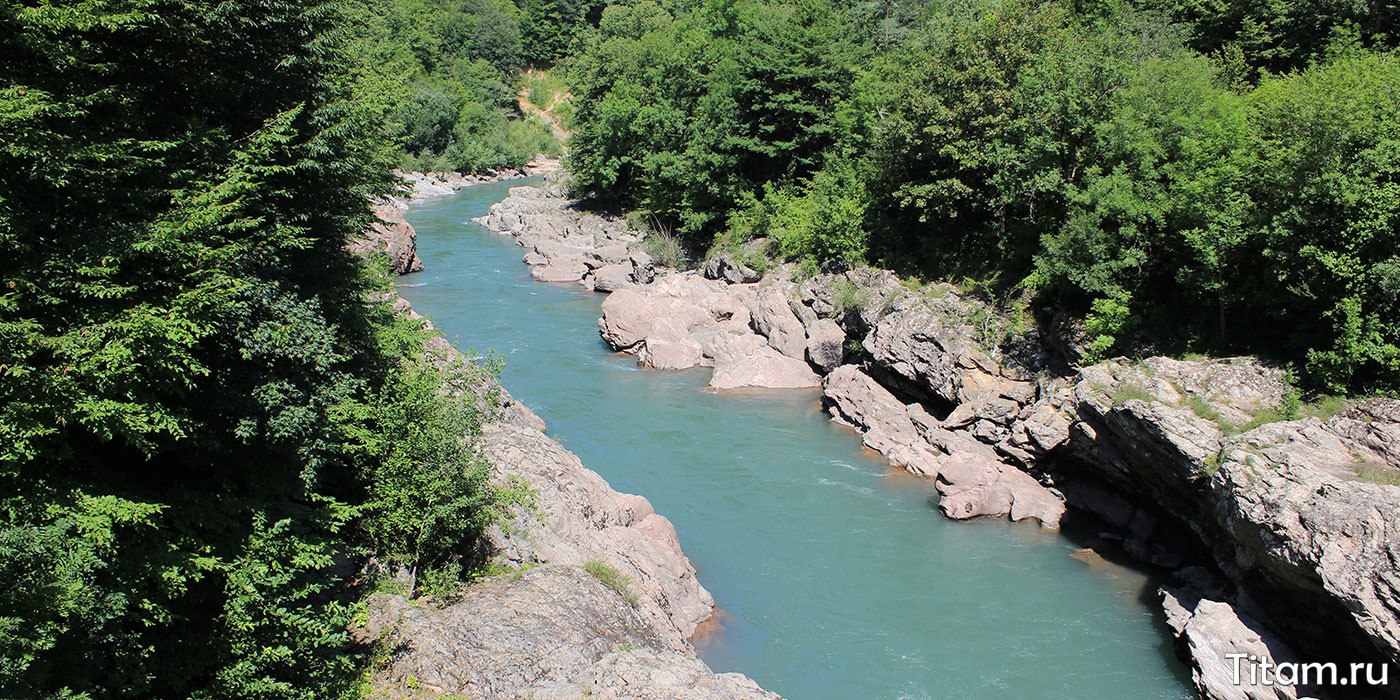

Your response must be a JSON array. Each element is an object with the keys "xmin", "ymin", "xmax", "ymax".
[{"xmin": 397, "ymin": 177, "xmax": 1196, "ymax": 700}]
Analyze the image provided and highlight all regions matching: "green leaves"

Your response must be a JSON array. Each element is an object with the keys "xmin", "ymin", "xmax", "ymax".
[
  {"xmin": 568, "ymin": 0, "xmax": 865, "ymax": 236},
  {"xmin": 566, "ymin": 0, "xmax": 1400, "ymax": 394},
  {"xmin": 0, "ymin": 2, "xmax": 506, "ymax": 698}
]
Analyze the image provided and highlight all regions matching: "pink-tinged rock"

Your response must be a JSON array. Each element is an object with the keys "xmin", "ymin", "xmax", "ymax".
[
  {"xmin": 708, "ymin": 332, "xmax": 820, "ymax": 389},
  {"xmin": 821, "ymin": 365, "xmax": 1064, "ymax": 528},
  {"xmin": 639, "ymin": 318, "xmax": 704, "ymax": 370},
  {"xmin": 822, "ymin": 365, "xmax": 920, "ymax": 453},
  {"xmin": 1161, "ymin": 590, "xmax": 1306, "ymax": 700},
  {"xmin": 711, "ymin": 293, "xmax": 752, "ymax": 326},
  {"xmin": 532, "ymin": 258, "xmax": 589, "ymax": 283},
  {"xmin": 349, "ymin": 201, "xmax": 424, "ymax": 274},
  {"xmin": 599, "ymin": 289, "xmax": 657, "ymax": 350},
  {"xmin": 586, "ymin": 243, "xmax": 632, "ymax": 268},
  {"xmin": 591, "ymin": 262, "xmax": 636, "ymax": 293},
  {"xmin": 750, "ymin": 288, "xmax": 807, "ymax": 359}
]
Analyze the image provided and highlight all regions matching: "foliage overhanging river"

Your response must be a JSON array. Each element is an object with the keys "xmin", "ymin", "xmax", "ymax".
[{"xmin": 397, "ymin": 177, "xmax": 1197, "ymax": 700}]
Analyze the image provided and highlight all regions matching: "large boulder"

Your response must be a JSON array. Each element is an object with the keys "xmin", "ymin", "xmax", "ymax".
[
  {"xmin": 823, "ymin": 365, "xmax": 920, "ymax": 453},
  {"xmin": 532, "ymin": 258, "xmax": 589, "ymax": 283},
  {"xmin": 921, "ymin": 430, "xmax": 1065, "ymax": 528},
  {"xmin": 586, "ymin": 243, "xmax": 632, "ymax": 269},
  {"xmin": 795, "ymin": 267, "xmax": 907, "ymax": 333},
  {"xmin": 638, "ymin": 318, "xmax": 704, "ymax": 370},
  {"xmin": 708, "ymin": 332, "xmax": 820, "ymax": 389},
  {"xmin": 591, "ymin": 262, "xmax": 636, "ymax": 293},
  {"xmin": 704, "ymin": 252, "xmax": 763, "ymax": 284},
  {"xmin": 1161, "ymin": 589, "xmax": 1306, "ymax": 700},
  {"xmin": 750, "ymin": 288, "xmax": 808, "ymax": 360},
  {"xmin": 599, "ymin": 274, "xmax": 736, "ymax": 360},
  {"xmin": 363, "ymin": 566, "xmax": 659, "ymax": 695},
  {"xmin": 863, "ymin": 292, "xmax": 1032, "ymax": 410},
  {"xmin": 599, "ymin": 289, "xmax": 657, "ymax": 350},
  {"xmin": 822, "ymin": 366, "xmax": 1064, "ymax": 528}
]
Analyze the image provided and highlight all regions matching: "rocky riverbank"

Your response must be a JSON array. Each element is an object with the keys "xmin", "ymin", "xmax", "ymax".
[
  {"xmin": 347, "ymin": 185, "xmax": 779, "ymax": 699},
  {"xmin": 351, "ymin": 161, "xmax": 562, "ymax": 275},
  {"xmin": 476, "ymin": 171, "xmax": 1400, "ymax": 700}
]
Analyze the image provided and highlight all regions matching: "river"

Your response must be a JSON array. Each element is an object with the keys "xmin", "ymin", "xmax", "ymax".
[{"xmin": 396, "ymin": 177, "xmax": 1196, "ymax": 700}]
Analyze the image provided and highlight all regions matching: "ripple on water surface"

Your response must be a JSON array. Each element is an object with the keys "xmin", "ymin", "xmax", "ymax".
[{"xmin": 397, "ymin": 178, "xmax": 1195, "ymax": 700}]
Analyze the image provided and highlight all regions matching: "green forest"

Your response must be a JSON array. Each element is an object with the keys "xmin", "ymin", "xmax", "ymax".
[
  {"xmin": 1, "ymin": 1, "xmax": 577, "ymax": 698},
  {"xmin": 566, "ymin": 0, "xmax": 1400, "ymax": 394},
  {"xmin": 1, "ymin": 0, "xmax": 1397, "ymax": 697}
]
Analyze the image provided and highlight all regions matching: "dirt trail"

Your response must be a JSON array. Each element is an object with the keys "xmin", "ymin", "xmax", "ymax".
[{"xmin": 518, "ymin": 76, "xmax": 571, "ymax": 146}]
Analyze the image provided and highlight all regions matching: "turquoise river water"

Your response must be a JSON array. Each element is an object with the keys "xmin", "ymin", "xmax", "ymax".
[{"xmin": 397, "ymin": 178, "xmax": 1197, "ymax": 700}]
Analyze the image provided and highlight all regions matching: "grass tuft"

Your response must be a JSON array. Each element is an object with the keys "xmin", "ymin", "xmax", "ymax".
[{"xmin": 584, "ymin": 560, "xmax": 636, "ymax": 602}]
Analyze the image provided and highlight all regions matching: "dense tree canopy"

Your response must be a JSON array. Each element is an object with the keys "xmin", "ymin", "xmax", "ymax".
[
  {"xmin": 1, "ymin": 2, "xmax": 508, "ymax": 698},
  {"xmin": 370, "ymin": 0, "xmax": 593, "ymax": 171},
  {"xmin": 565, "ymin": 0, "xmax": 1400, "ymax": 393}
]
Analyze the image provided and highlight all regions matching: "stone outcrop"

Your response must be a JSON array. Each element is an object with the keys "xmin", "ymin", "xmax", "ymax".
[
  {"xmin": 864, "ymin": 292, "xmax": 1035, "ymax": 411},
  {"xmin": 822, "ymin": 365, "xmax": 1064, "ymax": 528},
  {"xmin": 350, "ymin": 200, "xmax": 424, "ymax": 274},
  {"xmin": 593, "ymin": 275, "xmax": 821, "ymax": 389},
  {"xmin": 804, "ymin": 319, "xmax": 846, "ymax": 373},
  {"xmin": 794, "ymin": 267, "xmax": 907, "ymax": 334},
  {"xmin": 357, "ymin": 297, "xmax": 779, "ymax": 700},
  {"xmin": 1020, "ymin": 357, "xmax": 1400, "ymax": 689},
  {"xmin": 750, "ymin": 287, "xmax": 807, "ymax": 360},
  {"xmin": 708, "ymin": 332, "xmax": 820, "ymax": 390},
  {"xmin": 1161, "ymin": 589, "xmax": 1307, "ymax": 700},
  {"xmin": 703, "ymin": 242, "xmax": 767, "ymax": 285},
  {"xmin": 473, "ymin": 173, "xmax": 660, "ymax": 293}
]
